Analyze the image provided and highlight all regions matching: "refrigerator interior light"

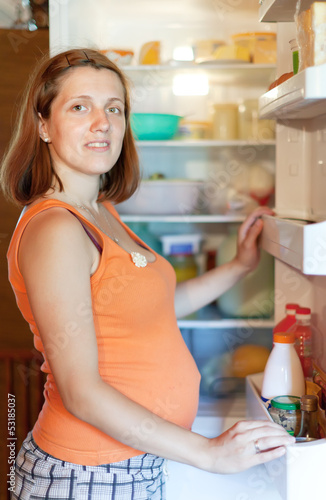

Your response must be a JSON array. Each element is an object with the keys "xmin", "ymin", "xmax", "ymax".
[
  {"xmin": 173, "ymin": 74, "xmax": 209, "ymax": 96},
  {"xmin": 173, "ymin": 46, "xmax": 194, "ymax": 61}
]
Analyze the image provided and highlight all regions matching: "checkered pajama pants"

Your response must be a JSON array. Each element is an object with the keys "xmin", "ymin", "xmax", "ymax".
[{"xmin": 11, "ymin": 433, "xmax": 167, "ymax": 500}]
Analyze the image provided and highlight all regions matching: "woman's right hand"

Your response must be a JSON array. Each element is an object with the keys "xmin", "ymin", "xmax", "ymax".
[{"xmin": 202, "ymin": 420, "xmax": 295, "ymax": 474}]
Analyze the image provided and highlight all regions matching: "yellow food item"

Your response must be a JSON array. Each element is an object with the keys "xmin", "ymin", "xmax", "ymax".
[
  {"xmin": 139, "ymin": 41, "xmax": 160, "ymax": 65},
  {"xmin": 231, "ymin": 344, "xmax": 270, "ymax": 378},
  {"xmin": 213, "ymin": 44, "xmax": 250, "ymax": 62}
]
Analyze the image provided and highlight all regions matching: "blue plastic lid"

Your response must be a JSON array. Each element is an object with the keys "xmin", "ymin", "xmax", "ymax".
[{"xmin": 170, "ymin": 243, "xmax": 193, "ymax": 254}]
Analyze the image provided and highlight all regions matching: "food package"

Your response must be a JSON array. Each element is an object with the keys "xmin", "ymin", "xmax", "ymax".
[
  {"xmin": 231, "ymin": 32, "xmax": 276, "ymax": 63},
  {"xmin": 101, "ymin": 49, "xmax": 134, "ymax": 65},
  {"xmin": 212, "ymin": 44, "xmax": 250, "ymax": 62},
  {"xmin": 139, "ymin": 41, "xmax": 160, "ymax": 65},
  {"xmin": 296, "ymin": 2, "xmax": 326, "ymax": 71},
  {"xmin": 252, "ymin": 38, "xmax": 277, "ymax": 64},
  {"xmin": 193, "ymin": 39, "xmax": 225, "ymax": 60}
]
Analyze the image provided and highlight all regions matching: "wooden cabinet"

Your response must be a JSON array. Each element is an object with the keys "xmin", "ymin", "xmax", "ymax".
[{"xmin": 0, "ymin": 28, "xmax": 48, "ymax": 349}]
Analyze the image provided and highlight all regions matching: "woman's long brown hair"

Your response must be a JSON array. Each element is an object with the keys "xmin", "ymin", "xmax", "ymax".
[{"xmin": 0, "ymin": 48, "xmax": 139, "ymax": 206}]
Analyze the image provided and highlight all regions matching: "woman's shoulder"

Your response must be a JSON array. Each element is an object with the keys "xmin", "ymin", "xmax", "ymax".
[{"xmin": 17, "ymin": 198, "xmax": 87, "ymax": 245}]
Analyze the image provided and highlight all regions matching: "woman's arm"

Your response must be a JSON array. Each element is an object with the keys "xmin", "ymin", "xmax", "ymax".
[
  {"xmin": 19, "ymin": 208, "xmax": 292, "ymax": 474},
  {"xmin": 174, "ymin": 206, "xmax": 273, "ymax": 319}
]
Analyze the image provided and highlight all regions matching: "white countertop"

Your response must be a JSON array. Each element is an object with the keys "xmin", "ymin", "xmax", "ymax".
[{"xmin": 166, "ymin": 394, "xmax": 283, "ymax": 500}]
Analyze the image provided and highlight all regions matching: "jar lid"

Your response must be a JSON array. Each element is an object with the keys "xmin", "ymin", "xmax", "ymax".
[
  {"xmin": 300, "ymin": 394, "xmax": 318, "ymax": 411},
  {"xmin": 274, "ymin": 332, "xmax": 295, "ymax": 343},
  {"xmin": 231, "ymin": 32, "xmax": 276, "ymax": 40},
  {"xmin": 271, "ymin": 395, "xmax": 301, "ymax": 410}
]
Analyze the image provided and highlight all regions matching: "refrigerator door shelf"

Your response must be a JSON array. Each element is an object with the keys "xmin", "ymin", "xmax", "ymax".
[
  {"xmin": 259, "ymin": 0, "xmax": 305, "ymax": 22},
  {"xmin": 260, "ymin": 215, "xmax": 326, "ymax": 275},
  {"xmin": 259, "ymin": 64, "xmax": 326, "ymax": 120},
  {"xmin": 246, "ymin": 373, "xmax": 326, "ymax": 500}
]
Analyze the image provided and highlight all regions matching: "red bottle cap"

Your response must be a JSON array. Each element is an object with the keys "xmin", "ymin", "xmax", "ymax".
[
  {"xmin": 296, "ymin": 307, "xmax": 311, "ymax": 315},
  {"xmin": 285, "ymin": 303, "xmax": 300, "ymax": 311}
]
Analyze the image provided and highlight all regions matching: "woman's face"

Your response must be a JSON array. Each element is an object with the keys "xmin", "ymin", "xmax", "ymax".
[{"xmin": 39, "ymin": 66, "xmax": 126, "ymax": 182}]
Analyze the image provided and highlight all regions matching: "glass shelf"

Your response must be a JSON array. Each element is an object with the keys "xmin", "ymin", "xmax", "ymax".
[
  {"xmin": 136, "ymin": 139, "xmax": 276, "ymax": 148},
  {"xmin": 124, "ymin": 63, "xmax": 276, "ymax": 86},
  {"xmin": 120, "ymin": 214, "xmax": 247, "ymax": 223},
  {"xmin": 177, "ymin": 305, "xmax": 274, "ymax": 329}
]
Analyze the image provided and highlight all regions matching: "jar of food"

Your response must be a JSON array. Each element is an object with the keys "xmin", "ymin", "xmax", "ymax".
[
  {"xmin": 289, "ymin": 39, "xmax": 299, "ymax": 75},
  {"xmin": 269, "ymin": 395, "xmax": 301, "ymax": 435},
  {"xmin": 212, "ymin": 103, "xmax": 238, "ymax": 140},
  {"xmin": 238, "ymin": 99, "xmax": 275, "ymax": 141},
  {"xmin": 168, "ymin": 254, "xmax": 198, "ymax": 282}
]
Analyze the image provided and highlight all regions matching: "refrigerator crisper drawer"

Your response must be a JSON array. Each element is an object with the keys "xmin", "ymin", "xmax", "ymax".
[{"xmin": 246, "ymin": 373, "xmax": 326, "ymax": 500}]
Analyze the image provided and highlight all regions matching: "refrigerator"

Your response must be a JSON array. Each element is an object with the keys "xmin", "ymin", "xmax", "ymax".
[{"xmin": 49, "ymin": 1, "xmax": 326, "ymax": 498}]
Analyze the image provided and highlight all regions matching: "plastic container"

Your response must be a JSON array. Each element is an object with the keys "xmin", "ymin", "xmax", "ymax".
[
  {"xmin": 289, "ymin": 38, "xmax": 299, "ymax": 75},
  {"xmin": 160, "ymin": 234, "xmax": 202, "ymax": 256},
  {"xmin": 231, "ymin": 32, "xmax": 277, "ymax": 63},
  {"xmin": 130, "ymin": 113, "xmax": 182, "ymax": 140},
  {"xmin": 269, "ymin": 395, "xmax": 301, "ymax": 435},
  {"xmin": 296, "ymin": 394, "xmax": 319, "ymax": 440},
  {"xmin": 116, "ymin": 180, "xmax": 203, "ymax": 215},
  {"xmin": 292, "ymin": 307, "xmax": 313, "ymax": 379},
  {"xmin": 216, "ymin": 229, "xmax": 274, "ymax": 318},
  {"xmin": 177, "ymin": 120, "xmax": 212, "ymax": 140},
  {"xmin": 261, "ymin": 332, "xmax": 305, "ymax": 407},
  {"xmin": 273, "ymin": 303, "xmax": 300, "ymax": 335},
  {"xmin": 212, "ymin": 103, "xmax": 238, "ymax": 140}
]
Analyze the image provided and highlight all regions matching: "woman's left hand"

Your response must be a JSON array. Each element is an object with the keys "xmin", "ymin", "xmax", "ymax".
[{"xmin": 234, "ymin": 206, "xmax": 274, "ymax": 274}]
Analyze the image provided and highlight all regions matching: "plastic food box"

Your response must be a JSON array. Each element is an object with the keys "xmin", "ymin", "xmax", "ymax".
[
  {"xmin": 116, "ymin": 180, "xmax": 204, "ymax": 215},
  {"xmin": 160, "ymin": 234, "xmax": 202, "ymax": 255},
  {"xmin": 246, "ymin": 373, "xmax": 326, "ymax": 500}
]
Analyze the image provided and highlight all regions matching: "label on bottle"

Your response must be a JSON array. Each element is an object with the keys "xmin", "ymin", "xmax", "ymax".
[{"xmin": 261, "ymin": 395, "xmax": 271, "ymax": 409}]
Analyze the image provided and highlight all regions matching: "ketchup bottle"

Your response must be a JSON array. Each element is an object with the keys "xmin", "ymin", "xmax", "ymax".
[{"xmin": 273, "ymin": 303, "xmax": 300, "ymax": 334}]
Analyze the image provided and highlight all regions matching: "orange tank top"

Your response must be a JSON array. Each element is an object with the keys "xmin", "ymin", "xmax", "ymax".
[{"xmin": 7, "ymin": 200, "xmax": 201, "ymax": 465}]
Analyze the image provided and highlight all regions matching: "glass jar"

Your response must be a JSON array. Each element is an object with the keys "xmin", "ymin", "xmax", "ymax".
[
  {"xmin": 238, "ymin": 99, "xmax": 275, "ymax": 141},
  {"xmin": 212, "ymin": 103, "xmax": 238, "ymax": 140},
  {"xmin": 168, "ymin": 254, "xmax": 198, "ymax": 283},
  {"xmin": 289, "ymin": 38, "xmax": 299, "ymax": 75},
  {"xmin": 269, "ymin": 395, "xmax": 301, "ymax": 435}
]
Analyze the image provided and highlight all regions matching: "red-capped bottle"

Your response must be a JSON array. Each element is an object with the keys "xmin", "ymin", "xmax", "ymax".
[
  {"xmin": 292, "ymin": 307, "xmax": 313, "ymax": 379},
  {"xmin": 273, "ymin": 303, "xmax": 300, "ymax": 334}
]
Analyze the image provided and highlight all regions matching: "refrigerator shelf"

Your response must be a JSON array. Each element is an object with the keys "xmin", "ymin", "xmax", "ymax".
[
  {"xmin": 178, "ymin": 308, "xmax": 274, "ymax": 329},
  {"xmin": 258, "ymin": 0, "xmax": 310, "ymax": 22},
  {"xmin": 260, "ymin": 215, "xmax": 326, "ymax": 275},
  {"xmin": 136, "ymin": 140, "xmax": 276, "ymax": 148},
  {"xmin": 259, "ymin": 63, "xmax": 326, "ymax": 119},
  {"xmin": 120, "ymin": 214, "xmax": 247, "ymax": 223},
  {"xmin": 124, "ymin": 63, "xmax": 276, "ymax": 85}
]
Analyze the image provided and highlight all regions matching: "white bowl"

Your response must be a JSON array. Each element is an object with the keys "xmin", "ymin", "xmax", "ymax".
[{"xmin": 116, "ymin": 180, "xmax": 203, "ymax": 215}]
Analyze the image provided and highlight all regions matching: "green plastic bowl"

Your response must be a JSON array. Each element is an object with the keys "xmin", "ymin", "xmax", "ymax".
[{"xmin": 131, "ymin": 113, "xmax": 182, "ymax": 140}]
